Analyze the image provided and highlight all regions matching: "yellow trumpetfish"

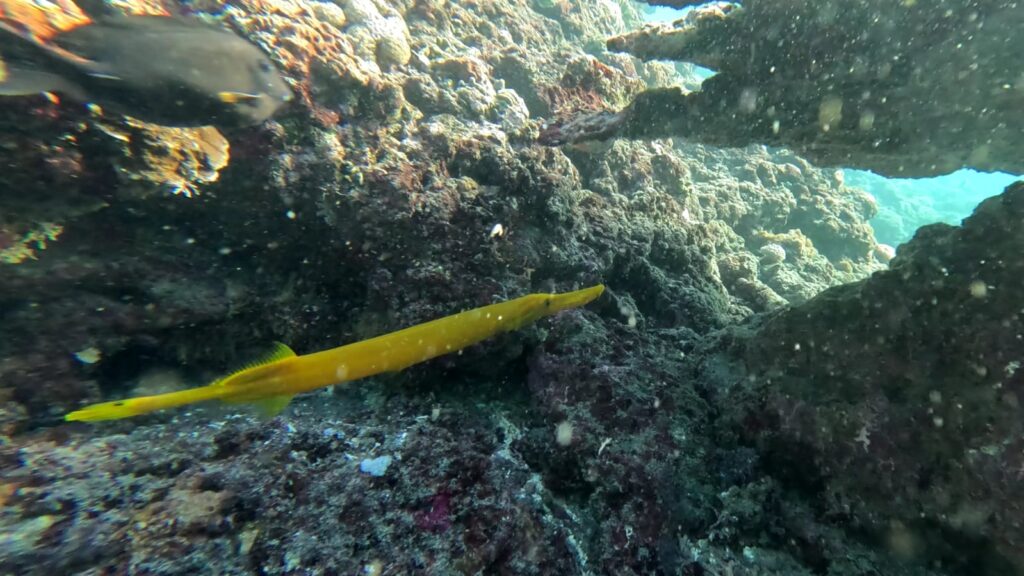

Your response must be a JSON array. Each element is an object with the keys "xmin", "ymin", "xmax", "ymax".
[{"xmin": 66, "ymin": 284, "xmax": 605, "ymax": 422}]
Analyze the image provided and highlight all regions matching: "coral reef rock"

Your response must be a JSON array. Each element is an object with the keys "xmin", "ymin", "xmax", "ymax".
[
  {"xmin": 4, "ymin": 0, "xmax": 1009, "ymax": 574},
  {"xmin": 0, "ymin": 0, "xmax": 884, "ymax": 431},
  {"xmin": 544, "ymin": 0, "xmax": 1024, "ymax": 177},
  {"xmin": 699, "ymin": 181, "xmax": 1024, "ymax": 573}
]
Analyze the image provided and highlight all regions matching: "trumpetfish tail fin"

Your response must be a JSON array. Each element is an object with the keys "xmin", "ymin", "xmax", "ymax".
[{"xmin": 66, "ymin": 342, "xmax": 298, "ymax": 422}]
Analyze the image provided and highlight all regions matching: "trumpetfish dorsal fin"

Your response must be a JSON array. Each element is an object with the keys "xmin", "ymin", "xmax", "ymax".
[
  {"xmin": 211, "ymin": 342, "xmax": 296, "ymax": 386},
  {"xmin": 218, "ymin": 342, "xmax": 298, "ymax": 418}
]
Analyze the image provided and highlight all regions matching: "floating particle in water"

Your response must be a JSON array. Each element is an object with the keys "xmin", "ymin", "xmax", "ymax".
[
  {"xmin": 74, "ymin": 347, "xmax": 101, "ymax": 364},
  {"xmin": 555, "ymin": 420, "xmax": 574, "ymax": 446},
  {"xmin": 738, "ymin": 87, "xmax": 758, "ymax": 113},
  {"xmin": 858, "ymin": 109, "xmax": 876, "ymax": 131},
  {"xmin": 968, "ymin": 279, "xmax": 987, "ymax": 298},
  {"xmin": 818, "ymin": 95, "xmax": 844, "ymax": 131}
]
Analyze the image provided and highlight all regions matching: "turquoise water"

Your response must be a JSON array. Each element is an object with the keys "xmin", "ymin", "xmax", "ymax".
[
  {"xmin": 641, "ymin": 5, "xmax": 717, "ymax": 80},
  {"xmin": 643, "ymin": 5, "xmax": 691, "ymax": 22},
  {"xmin": 845, "ymin": 169, "xmax": 1021, "ymax": 247}
]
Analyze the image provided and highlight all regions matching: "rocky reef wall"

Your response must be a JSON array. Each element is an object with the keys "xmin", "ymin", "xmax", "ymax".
[
  {"xmin": 547, "ymin": 0, "xmax": 1024, "ymax": 178},
  {"xmin": 0, "ymin": 0, "xmax": 884, "ymax": 432},
  {"xmin": 1, "ymin": 0, "xmax": 1018, "ymax": 575},
  {"xmin": 699, "ymin": 181, "xmax": 1024, "ymax": 572}
]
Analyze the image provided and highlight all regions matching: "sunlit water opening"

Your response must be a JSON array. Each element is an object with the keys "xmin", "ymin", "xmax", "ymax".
[
  {"xmin": 844, "ymin": 169, "xmax": 1021, "ymax": 247},
  {"xmin": 640, "ymin": 5, "xmax": 716, "ymax": 80},
  {"xmin": 642, "ymin": 5, "xmax": 692, "ymax": 23}
]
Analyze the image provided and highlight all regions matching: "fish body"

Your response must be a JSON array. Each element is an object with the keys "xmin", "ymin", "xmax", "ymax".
[
  {"xmin": 0, "ymin": 14, "xmax": 292, "ymax": 127},
  {"xmin": 65, "ymin": 284, "xmax": 605, "ymax": 422}
]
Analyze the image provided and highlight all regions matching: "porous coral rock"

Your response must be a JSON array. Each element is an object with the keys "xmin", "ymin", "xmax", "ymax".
[
  {"xmin": 549, "ymin": 0, "xmax": 1024, "ymax": 177},
  {"xmin": 565, "ymin": 138, "xmax": 885, "ymax": 310},
  {"xmin": 0, "ymin": 222, "xmax": 63, "ymax": 265},
  {"xmin": 487, "ymin": 88, "xmax": 534, "ymax": 138},
  {"xmin": 0, "ymin": 1, "xmax": 963, "ymax": 575},
  {"xmin": 336, "ymin": 0, "xmax": 412, "ymax": 69},
  {"xmin": 757, "ymin": 243, "xmax": 785, "ymax": 265},
  {"xmin": 212, "ymin": 0, "xmax": 383, "ymax": 124},
  {"xmin": 702, "ymin": 181, "xmax": 1024, "ymax": 572},
  {"xmin": 0, "ymin": 0, "xmax": 881, "ymax": 435},
  {"xmin": 95, "ymin": 120, "xmax": 230, "ymax": 198}
]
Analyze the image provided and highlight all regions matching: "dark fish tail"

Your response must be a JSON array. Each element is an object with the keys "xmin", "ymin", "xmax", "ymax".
[{"xmin": 0, "ymin": 20, "xmax": 92, "ymax": 98}]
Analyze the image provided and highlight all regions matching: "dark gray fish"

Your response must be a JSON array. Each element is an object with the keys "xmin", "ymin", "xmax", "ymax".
[{"xmin": 0, "ymin": 14, "xmax": 293, "ymax": 127}]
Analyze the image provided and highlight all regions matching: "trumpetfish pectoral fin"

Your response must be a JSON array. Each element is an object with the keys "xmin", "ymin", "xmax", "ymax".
[{"xmin": 249, "ymin": 394, "xmax": 296, "ymax": 418}]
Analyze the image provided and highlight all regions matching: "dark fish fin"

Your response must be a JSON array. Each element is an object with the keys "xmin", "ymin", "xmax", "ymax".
[
  {"xmin": 72, "ymin": 0, "xmax": 119, "ymax": 19},
  {"xmin": 0, "ymin": 19, "xmax": 102, "ymax": 71},
  {"xmin": 88, "ymin": 13, "xmax": 217, "ymax": 32},
  {"xmin": 0, "ymin": 19, "xmax": 41, "ymax": 49},
  {"xmin": 0, "ymin": 62, "xmax": 85, "ymax": 99}
]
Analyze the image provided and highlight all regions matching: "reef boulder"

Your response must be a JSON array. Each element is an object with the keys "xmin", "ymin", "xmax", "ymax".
[{"xmin": 700, "ymin": 181, "xmax": 1024, "ymax": 572}]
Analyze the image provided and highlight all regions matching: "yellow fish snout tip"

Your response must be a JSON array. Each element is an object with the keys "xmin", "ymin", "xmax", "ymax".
[
  {"xmin": 548, "ymin": 284, "xmax": 605, "ymax": 313},
  {"xmin": 64, "ymin": 399, "xmax": 132, "ymax": 422}
]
